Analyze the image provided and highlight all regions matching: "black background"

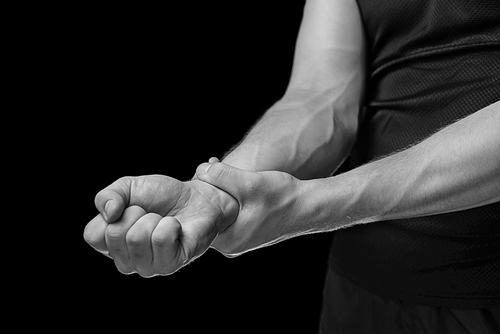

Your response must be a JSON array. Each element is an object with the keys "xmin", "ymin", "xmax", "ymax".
[{"xmin": 42, "ymin": 1, "xmax": 336, "ymax": 332}]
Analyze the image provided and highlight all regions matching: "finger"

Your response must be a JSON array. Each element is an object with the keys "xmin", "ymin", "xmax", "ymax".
[
  {"xmin": 151, "ymin": 216, "xmax": 183, "ymax": 275},
  {"xmin": 192, "ymin": 158, "xmax": 219, "ymax": 180},
  {"xmin": 196, "ymin": 162, "xmax": 257, "ymax": 203},
  {"xmin": 105, "ymin": 206, "xmax": 146, "ymax": 274},
  {"xmin": 95, "ymin": 177, "xmax": 133, "ymax": 223},
  {"xmin": 126, "ymin": 213, "xmax": 162, "ymax": 277},
  {"xmin": 84, "ymin": 214, "xmax": 109, "ymax": 254}
]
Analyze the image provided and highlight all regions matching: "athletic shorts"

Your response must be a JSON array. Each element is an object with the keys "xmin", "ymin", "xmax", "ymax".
[{"xmin": 319, "ymin": 267, "xmax": 500, "ymax": 334}]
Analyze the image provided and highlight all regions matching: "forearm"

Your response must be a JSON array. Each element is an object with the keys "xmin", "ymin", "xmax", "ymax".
[
  {"xmin": 220, "ymin": 0, "xmax": 366, "ymax": 179},
  {"xmin": 222, "ymin": 91, "xmax": 359, "ymax": 179},
  {"xmin": 304, "ymin": 101, "xmax": 500, "ymax": 232}
]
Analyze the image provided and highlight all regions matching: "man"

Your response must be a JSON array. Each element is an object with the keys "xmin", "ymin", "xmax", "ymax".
[{"xmin": 84, "ymin": 0, "xmax": 500, "ymax": 332}]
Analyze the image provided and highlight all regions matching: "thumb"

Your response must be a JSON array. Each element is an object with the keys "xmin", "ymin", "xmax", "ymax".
[
  {"xmin": 196, "ymin": 162, "xmax": 257, "ymax": 202},
  {"xmin": 94, "ymin": 177, "xmax": 132, "ymax": 223}
]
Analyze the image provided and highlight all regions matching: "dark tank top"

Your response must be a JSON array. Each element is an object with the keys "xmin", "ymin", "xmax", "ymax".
[{"xmin": 330, "ymin": 0, "xmax": 500, "ymax": 308}]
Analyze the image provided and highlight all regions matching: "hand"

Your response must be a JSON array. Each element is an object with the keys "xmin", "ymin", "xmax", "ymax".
[
  {"xmin": 195, "ymin": 160, "xmax": 305, "ymax": 256},
  {"xmin": 83, "ymin": 175, "xmax": 239, "ymax": 277}
]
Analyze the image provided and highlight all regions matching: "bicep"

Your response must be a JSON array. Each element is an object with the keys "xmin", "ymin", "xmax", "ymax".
[{"xmin": 285, "ymin": 0, "xmax": 366, "ymax": 133}]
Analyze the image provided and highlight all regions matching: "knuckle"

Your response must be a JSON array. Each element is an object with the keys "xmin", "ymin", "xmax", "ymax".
[
  {"xmin": 127, "ymin": 214, "xmax": 160, "ymax": 247},
  {"xmin": 242, "ymin": 178, "xmax": 256, "ymax": 192},
  {"xmin": 115, "ymin": 176, "xmax": 133, "ymax": 192},
  {"xmin": 151, "ymin": 228, "xmax": 173, "ymax": 247},
  {"xmin": 151, "ymin": 233, "xmax": 168, "ymax": 248},
  {"xmin": 242, "ymin": 174, "xmax": 261, "ymax": 194},
  {"xmin": 83, "ymin": 224, "xmax": 101, "ymax": 246},
  {"xmin": 125, "ymin": 230, "xmax": 145, "ymax": 247},
  {"xmin": 105, "ymin": 225, "xmax": 125, "ymax": 241},
  {"xmin": 151, "ymin": 217, "xmax": 180, "ymax": 247}
]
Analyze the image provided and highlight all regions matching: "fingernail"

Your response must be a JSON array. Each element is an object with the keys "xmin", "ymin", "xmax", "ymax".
[
  {"xmin": 208, "ymin": 157, "xmax": 220, "ymax": 163},
  {"xmin": 103, "ymin": 200, "xmax": 112, "ymax": 221},
  {"xmin": 197, "ymin": 163, "xmax": 212, "ymax": 175},
  {"xmin": 204, "ymin": 163, "xmax": 213, "ymax": 174}
]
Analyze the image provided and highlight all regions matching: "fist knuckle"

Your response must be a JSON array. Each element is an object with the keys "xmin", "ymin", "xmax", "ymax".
[
  {"xmin": 125, "ymin": 230, "xmax": 144, "ymax": 248},
  {"xmin": 105, "ymin": 225, "xmax": 124, "ymax": 241},
  {"xmin": 151, "ymin": 232, "xmax": 169, "ymax": 247},
  {"xmin": 116, "ymin": 176, "xmax": 133, "ymax": 190},
  {"xmin": 83, "ymin": 225, "xmax": 100, "ymax": 246}
]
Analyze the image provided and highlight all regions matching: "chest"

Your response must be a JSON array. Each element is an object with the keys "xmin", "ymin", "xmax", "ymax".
[{"xmin": 355, "ymin": 0, "xmax": 500, "ymax": 65}]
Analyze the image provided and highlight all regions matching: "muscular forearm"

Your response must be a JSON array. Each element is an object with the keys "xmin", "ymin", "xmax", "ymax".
[
  {"xmin": 304, "ymin": 101, "xmax": 500, "ymax": 232},
  {"xmin": 222, "ymin": 91, "xmax": 359, "ymax": 179},
  {"xmin": 221, "ymin": 0, "xmax": 365, "ymax": 179}
]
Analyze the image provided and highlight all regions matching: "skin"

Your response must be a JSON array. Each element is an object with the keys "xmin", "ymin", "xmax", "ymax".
[
  {"xmin": 84, "ymin": 175, "xmax": 238, "ymax": 277},
  {"xmin": 84, "ymin": 100, "xmax": 499, "ymax": 275},
  {"xmin": 196, "ymin": 102, "xmax": 500, "ymax": 257},
  {"xmin": 84, "ymin": 0, "xmax": 499, "ymax": 276}
]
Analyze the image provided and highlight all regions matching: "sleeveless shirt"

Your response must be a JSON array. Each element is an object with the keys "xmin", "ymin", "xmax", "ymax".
[{"xmin": 329, "ymin": 0, "xmax": 500, "ymax": 308}]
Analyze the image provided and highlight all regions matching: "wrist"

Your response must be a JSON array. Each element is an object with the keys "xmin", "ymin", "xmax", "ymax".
[{"xmin": 188, "ymin": 179, "xmax": 239, "ymax": 232}]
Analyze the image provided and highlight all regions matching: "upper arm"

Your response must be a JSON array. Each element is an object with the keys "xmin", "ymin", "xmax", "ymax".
[{"xmin": 285, "ymin": 0, "xmax": 366, "ymax": 136}]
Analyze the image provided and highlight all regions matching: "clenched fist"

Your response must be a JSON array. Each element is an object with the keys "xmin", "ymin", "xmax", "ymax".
[{"xmin": 84, "ymin": 175, "xmax": 239, "ymax": 277}]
